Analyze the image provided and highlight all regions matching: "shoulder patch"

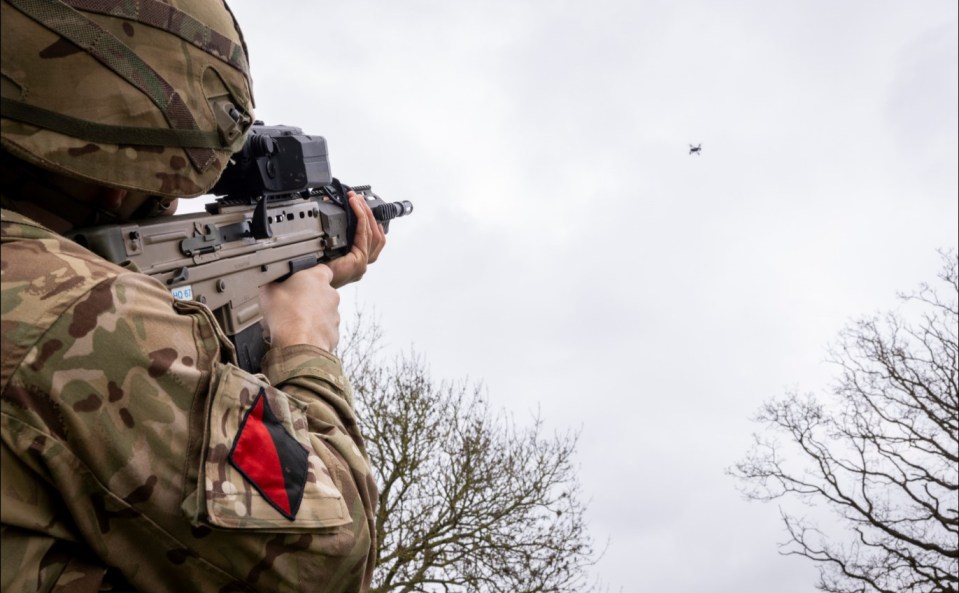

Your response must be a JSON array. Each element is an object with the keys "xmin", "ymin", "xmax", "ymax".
[{"xmin": 228, "ymin": 388, "xmax": 309, "ymax": 520}]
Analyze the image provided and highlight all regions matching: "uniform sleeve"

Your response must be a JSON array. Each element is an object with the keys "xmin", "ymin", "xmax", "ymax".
[{"xmin": 2, "ymin": 271, "xmax": 375, "ymax": 593}]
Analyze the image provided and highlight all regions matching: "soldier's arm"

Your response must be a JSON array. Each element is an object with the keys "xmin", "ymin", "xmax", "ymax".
[{"xmin": 3, "ymin": 258, "xmax": 377, "ymax": 592}]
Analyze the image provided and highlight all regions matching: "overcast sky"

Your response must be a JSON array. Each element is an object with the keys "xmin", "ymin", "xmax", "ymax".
[{"xmin": 197, "ymin": 2, "xmax": 958, "ymax": 591}]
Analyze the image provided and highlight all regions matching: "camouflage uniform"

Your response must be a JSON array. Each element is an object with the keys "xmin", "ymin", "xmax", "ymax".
[
  {"xmin": 1, "ymin": 205, "xmax": 377, "ymax": 592},
  {"xmin": 1, "ymin": 1, "xmax": 377, "ymax": 591}
]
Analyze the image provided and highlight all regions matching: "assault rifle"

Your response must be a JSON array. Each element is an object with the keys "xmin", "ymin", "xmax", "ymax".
[{"xmin": 68, "ymin": 124, "xmax": 413, "ymax": 373}]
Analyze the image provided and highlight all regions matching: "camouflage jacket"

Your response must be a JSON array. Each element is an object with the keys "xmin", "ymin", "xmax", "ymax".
[{"xmin": 0, "ymin": 207, "xmax": 377, "ymax": 592}]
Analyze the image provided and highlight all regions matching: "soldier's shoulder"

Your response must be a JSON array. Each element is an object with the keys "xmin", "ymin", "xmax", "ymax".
[
  {"xmin": 1, "ymin": 209, "xmax": 151, "ymax": 389},
  {"xmin": 1, "ymin": 207, "xmax": 55, "ymax": 239},
  {"xmin": 1, "ymin": 207, "xmax": 130, "ymax": 287}
]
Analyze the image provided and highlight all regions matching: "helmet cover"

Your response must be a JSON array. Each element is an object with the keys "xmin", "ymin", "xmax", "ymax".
[{"xmin": 1, "ymin": 0, "xmax": 255, "ymax": 199}]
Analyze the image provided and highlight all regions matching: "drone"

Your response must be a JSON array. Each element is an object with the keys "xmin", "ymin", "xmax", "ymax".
[{"xmin": 689, "ymin": 143, "xmax": 702, "ymax": 156}]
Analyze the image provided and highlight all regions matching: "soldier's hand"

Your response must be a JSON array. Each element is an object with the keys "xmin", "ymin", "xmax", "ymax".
[
  {"xmin": 327, "ymin": 191, "xmax": 386, "ymax": 288},
  {"xmin": 259, "ymin": 265, "xmax": 341, "ymax": 353}
]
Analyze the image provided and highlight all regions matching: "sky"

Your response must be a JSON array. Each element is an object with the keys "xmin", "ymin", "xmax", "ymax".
[{"xmin": 192, "ymin": 2, "xmax": 958, "ymax": 591}]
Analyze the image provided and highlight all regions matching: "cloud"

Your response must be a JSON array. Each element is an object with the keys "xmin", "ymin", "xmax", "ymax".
[{"xmin": 224, "ymin": 2, "xmax": 959, "ymax": 590}]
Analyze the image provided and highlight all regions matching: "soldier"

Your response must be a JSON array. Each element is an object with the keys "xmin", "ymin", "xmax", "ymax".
[{"xmin": 0, "ymin": 1, "xmax": 385, "ymax": 591}]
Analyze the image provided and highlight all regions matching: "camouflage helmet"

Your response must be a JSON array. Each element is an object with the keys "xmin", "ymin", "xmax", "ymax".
[{"xmin": 0, "ymin": 0, "xmax": 255, "ymax": 199}]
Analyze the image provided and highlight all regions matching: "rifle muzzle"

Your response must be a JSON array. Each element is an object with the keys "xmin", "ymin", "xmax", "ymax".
[{"xmin": 372, "ymin": 200, "xmax": 414, "ymax": 223}]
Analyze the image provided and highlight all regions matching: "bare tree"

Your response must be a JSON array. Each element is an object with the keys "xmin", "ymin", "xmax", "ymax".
[
  {"xmin": 731, "ymin": 253, "xmax": 959, "ymax": 593},
  {"xmin": 339, "ymin": 314, "xmax": 601, "ymax": 593}
]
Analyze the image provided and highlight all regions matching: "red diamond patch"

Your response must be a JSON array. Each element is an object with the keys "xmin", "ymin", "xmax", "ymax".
[{"xmin": 228, "ymin": 388, "xmax": 308, "ymax": 519}]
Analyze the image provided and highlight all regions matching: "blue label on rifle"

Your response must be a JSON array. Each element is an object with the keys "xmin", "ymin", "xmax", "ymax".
[{"xmin": 171, "ymin": 285, "xmax": 194, "ymax": 300}]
